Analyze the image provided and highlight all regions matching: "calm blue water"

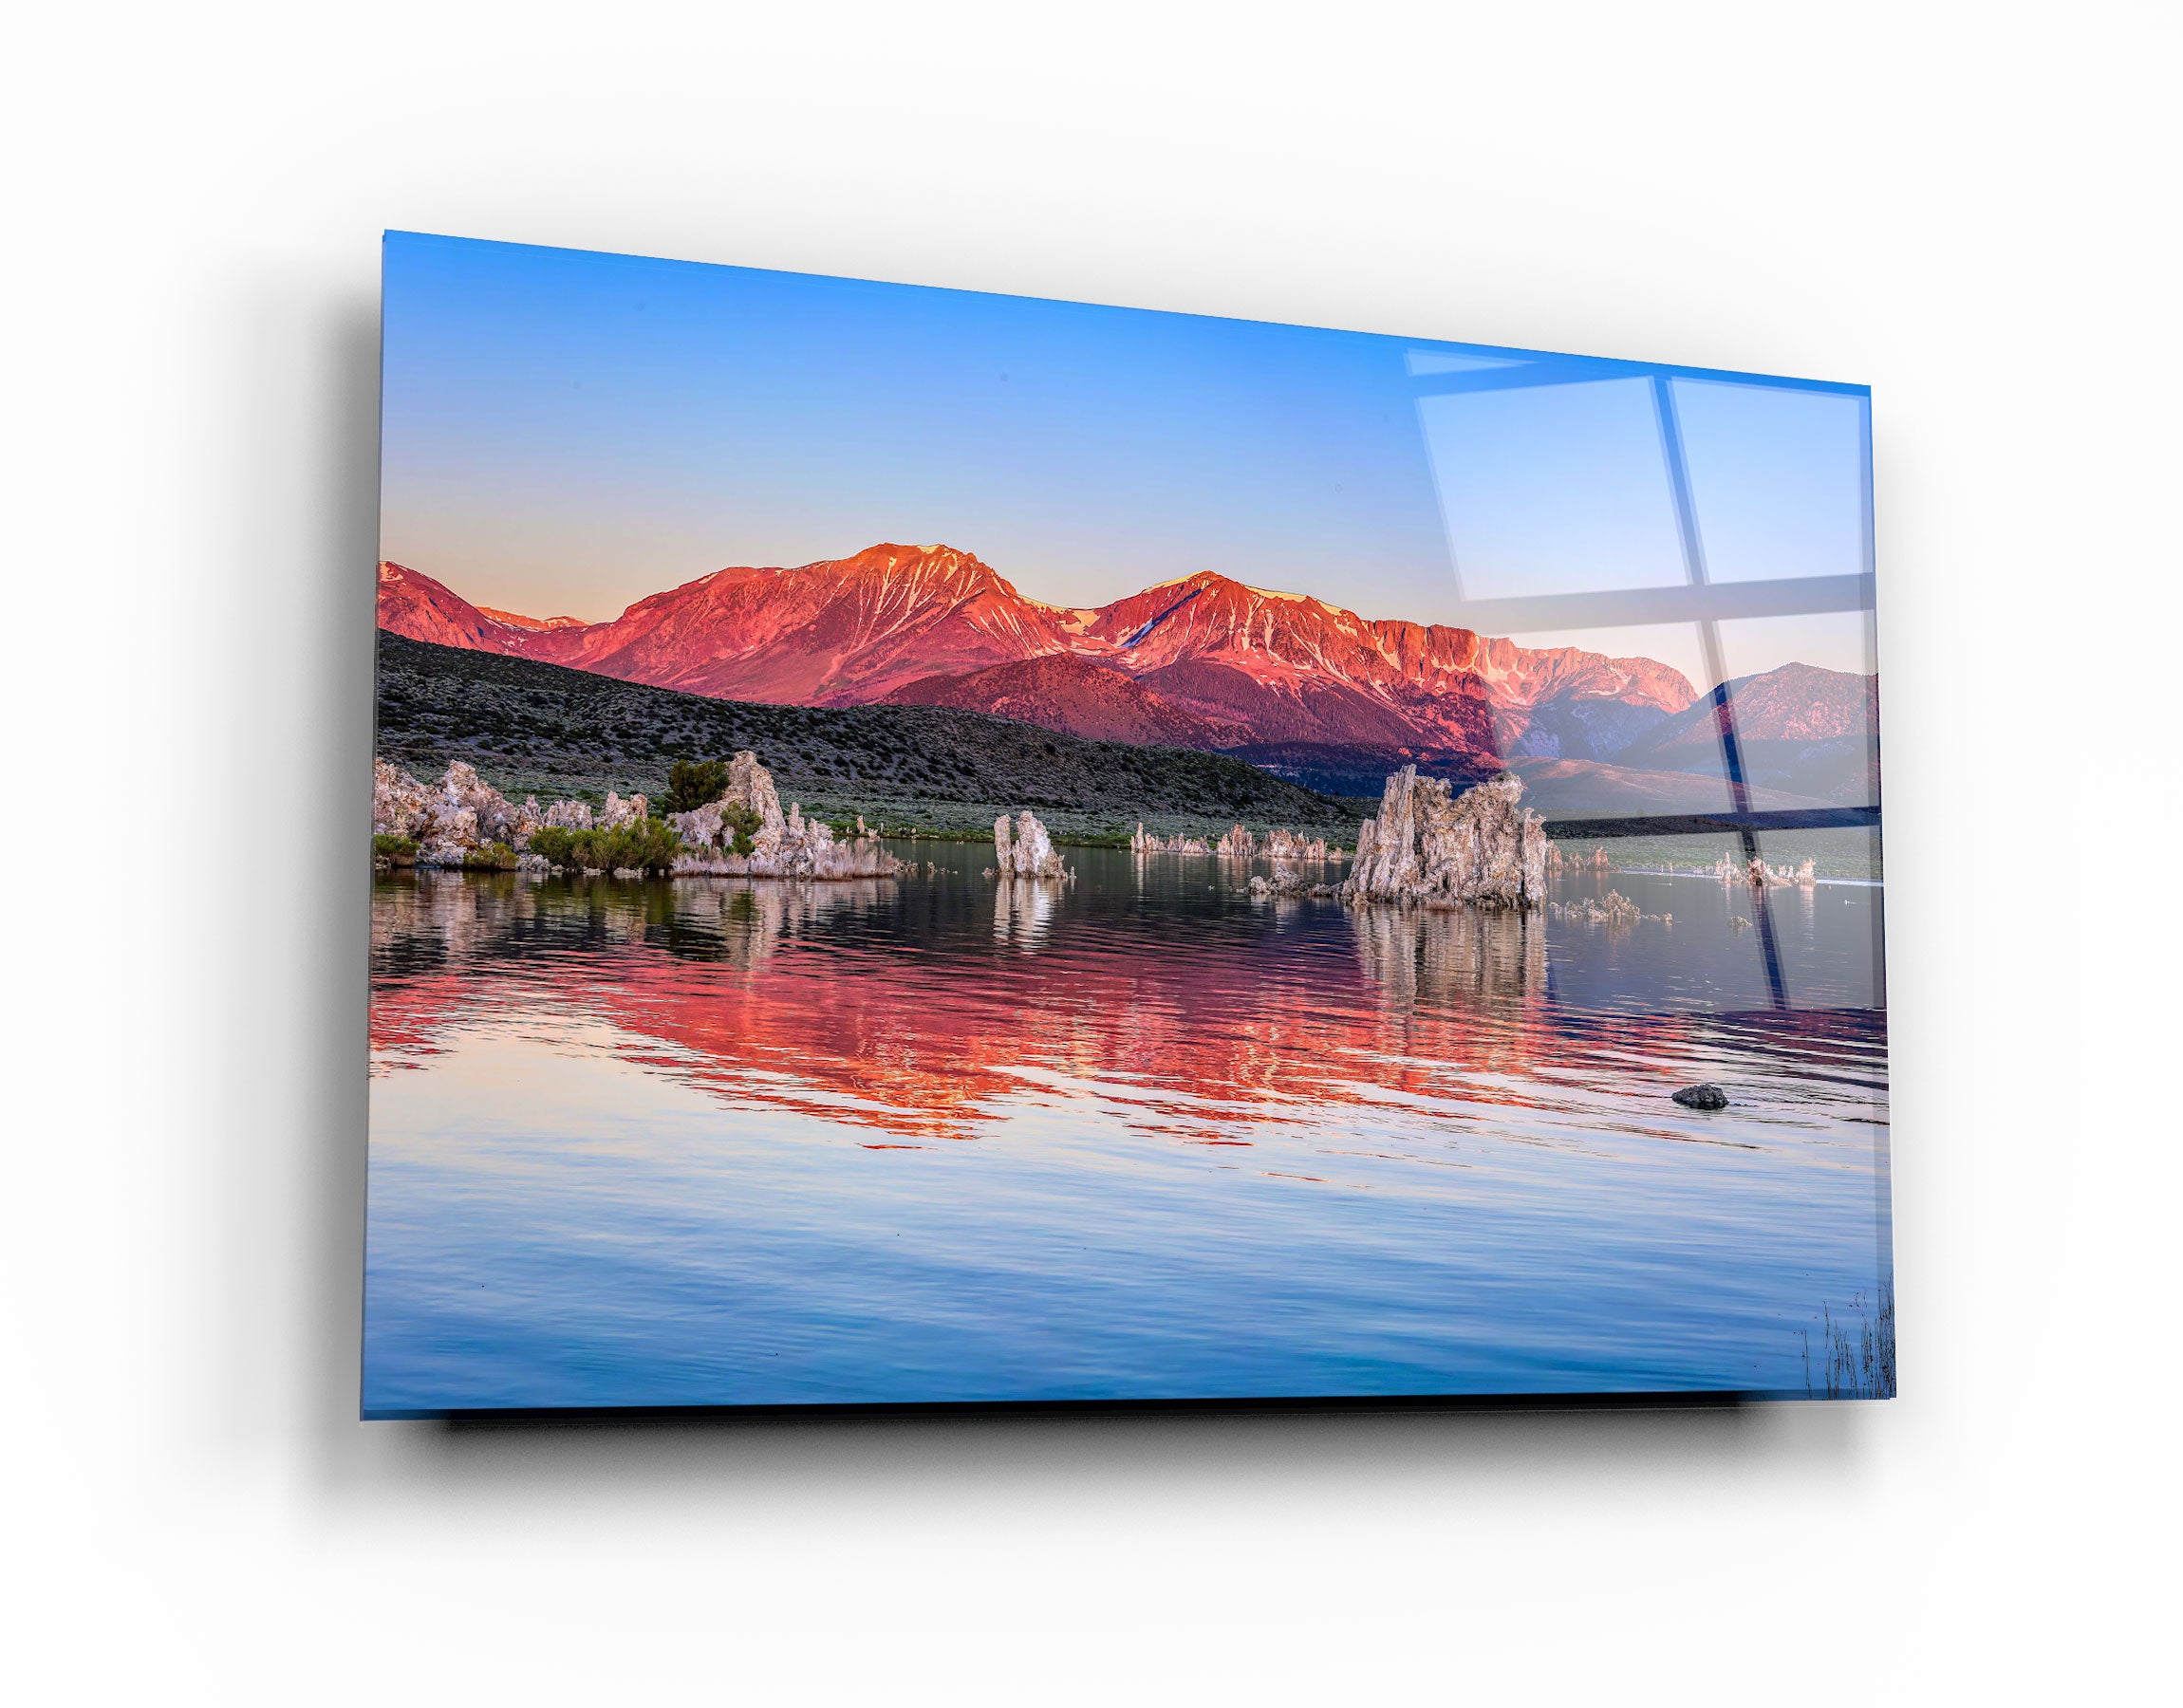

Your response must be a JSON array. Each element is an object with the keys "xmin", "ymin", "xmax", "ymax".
[{"xmin": 364, "ymin": 845, "xmax": 1890, "ymax": 1412}]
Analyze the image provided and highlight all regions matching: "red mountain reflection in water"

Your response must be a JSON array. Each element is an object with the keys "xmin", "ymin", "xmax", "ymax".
[
  {"xmin": 367, "ymin": 873, "xmax": 1636, "ymax": 1145},
  {"xmin": 368, "ymin": 870, "xmax": 1887, "ymax": 1155}
]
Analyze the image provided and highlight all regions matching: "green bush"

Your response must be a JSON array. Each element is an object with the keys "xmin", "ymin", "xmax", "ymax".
[
  {"xmin": 719, "ymin": 801, "xmax": 762, "ymax": 856},
  {"xmin": 462, "ymin": 842, "xmax": 519, "ymax": 872},
  {"xmin": 661, "ymin": 757, "xmax": 733, "ymax": 816},
  {"xmin": 528, "ymin": 825, "xmax": 578, "ymax": 867},
  {"xmin": 528, "ymin": 819, "xmax": 682, "ymax": 876},
  {"xmin": 372, "ymin": 833, "xmax": 418, "ymax": 864},
  {"xmin": 659, "ymin": 760, "xmax": 763, "ymax": 853},
  {"xmin": 588, "ymin": 819, "xmax": 682, "ymax": 874}
]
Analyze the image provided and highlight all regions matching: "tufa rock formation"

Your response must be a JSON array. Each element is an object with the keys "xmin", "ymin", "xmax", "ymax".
[
  {"xmin": 668, "ymin": 750, "xmax": 901, "ymax": 880},
  {"xmin": 375, "ymin": 751, "xmax": 907, "ymax": 882},
  {"xmin": 1247, "ymin": 871, "xmax": 1340, "ymax": 900},
  {"xmin": 1130, "ymin": 822, "xmax": 1338, "ymax": 859},
  {"xmin": 373, "ymin": 759, "xmax": 435, "ymax": 841},
  {"xmin": 1709, "ymin": 849, "xmax": 1819, "ymax": 888},
  {"xmin": 1131, "ymin": 823, "xmax": 1212, "ymax": 855},
  {"xmin": 374, "ymin": 759, "xmax": 537, "ymax": 865},
  {"xmin": 599, "ymin": 790, "xmax": 649, "ymax": 829},
  {"xmin": 1247, "ymin": 827, "xmax": 1343, "ymax": 899},
  {"xmin": 1547, "ymin": 890, "xmax": 1670, "ymax": 927},
  {"xmin": 1263, "ymin": 827, "xmax": 1337, "ymax": 861},
  {"xmin": 995, "ymin": 810, "xmax": 1068, "ymax": 880},
  {"xmin": 1341, "ymin": 769, "xmax": 1548, "ymax": 910}
]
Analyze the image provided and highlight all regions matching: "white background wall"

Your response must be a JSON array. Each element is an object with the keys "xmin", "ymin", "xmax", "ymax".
[{"xmin": 6, "ymin": 3, "xmax": 2176, "ymax": 1699}]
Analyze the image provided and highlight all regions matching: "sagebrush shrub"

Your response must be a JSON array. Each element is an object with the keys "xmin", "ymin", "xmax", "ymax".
[
  {"xmin": 661, "ymin": 758, "xmax": 733, "ymax": 816},
  {"xmin": 528, "ymin": 819, "xmax": 682, "ymax": 875},
  {"xmin": 720, "ymin": 802, "xmax": 762, "ymax": 856}
]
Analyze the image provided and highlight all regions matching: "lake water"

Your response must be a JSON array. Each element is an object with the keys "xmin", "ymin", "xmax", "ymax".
[{"xmin": 364, "ymin": 843, "xmax": 1890, "ymax": 1413}]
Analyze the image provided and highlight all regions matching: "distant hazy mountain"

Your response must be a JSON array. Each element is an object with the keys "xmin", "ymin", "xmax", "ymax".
[{"xmin": 1608, "ymin": 662, "xmax": 1880, "ymax": 805}]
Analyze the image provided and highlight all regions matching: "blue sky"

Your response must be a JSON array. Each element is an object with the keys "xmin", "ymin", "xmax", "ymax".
[{"xmin": 380, "ymin": 232, "xmax": 1873, "ymax": 681}]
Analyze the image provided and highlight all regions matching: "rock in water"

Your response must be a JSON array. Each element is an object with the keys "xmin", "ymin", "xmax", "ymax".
[
  {"xmin": 373, "ymin": 758, "xmax": 434, "ymax": 839},
  {"xmin": 1712, "ymin": 849, "xmax": 1821, "ymax": 889},
  {"xmin": 1548, "ymin": 889, "xmax": 1643, "ymax": 926},
  {"xmin": 1264, "ymin": 827, "xmax": 1332, "ymax": 861},
  {"xmin": 1215, "ymin": 823, "xmax": 1256, "ymax": 859},
  {"xmin": 1671, "ymin": 1084, "xmax": 1730, "ymax": 1110},
  {"xmin": 1015, "ymin": 810, "xmax": 1062, "ymax": 879},
  {"xmin": 598, "ymin": 789, "xmax": 648, "ymax": 829},
  {"xmin": 1341, "ymin": 768, "xmax": 1548, "ymax": 909},
  {"xmin": 995, "ymin": 809, "xmax": 1066, "ymax": 879},
  {"xmin": 725, "ymin": 749, "xmax": 786, "ymax": 835},
  {"xmin": 373, "ymin": 758, "xmax": 522, "ymax": 864},
  {"xmin": 1131, "ymin": 826, "xmax": 1214, "ymax": 855},
  {"xmin": 665, "ymin": 749, "xmax": 902, "ymax": 880}
]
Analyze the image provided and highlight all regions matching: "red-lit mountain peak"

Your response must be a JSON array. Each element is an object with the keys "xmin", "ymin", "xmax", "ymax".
[
  {"xmin": 529, "ymin": 542, "xmax": 1078, "ymax": 705},
  {"xmin": 377, "ymin": 562, "xmax": 549, "ymax": 654},
  {"xmin": 1087, "ymin": 572, "xmax": 1360, "ymax": 664},
  {"xmin": 477, "ymin": 605, "xmax": 586, "ymax": 632},
  {"xmin": 379, "ymin": 546, "xmax": 1713, "ymax": 770}
]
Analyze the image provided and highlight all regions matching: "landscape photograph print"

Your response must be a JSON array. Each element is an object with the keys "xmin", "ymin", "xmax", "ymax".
[{"xmin": 364, "ymin": 232, "xmax": 1893, "ymax": 1415}]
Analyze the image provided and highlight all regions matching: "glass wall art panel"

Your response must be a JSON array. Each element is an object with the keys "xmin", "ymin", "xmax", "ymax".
[{"xmin": 365, "ymin": 232, "xmax": 1893, "ymax": 1417}]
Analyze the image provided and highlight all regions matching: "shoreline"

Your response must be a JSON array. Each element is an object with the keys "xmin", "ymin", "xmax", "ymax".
[{"xmin": 375, "ymin": 851, "xmax": 1887, "ymax": 892}]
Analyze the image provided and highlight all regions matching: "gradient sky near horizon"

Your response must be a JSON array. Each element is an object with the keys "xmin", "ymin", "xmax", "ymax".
[{"xmin": 380, "ymin": 232, "xmax": 1875, "ymax": 685}]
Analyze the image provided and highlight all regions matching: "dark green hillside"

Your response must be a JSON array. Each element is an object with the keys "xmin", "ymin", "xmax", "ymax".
[{"xmin": 374, "ymin": 631, "xmax": 1367, "ymax": 844}]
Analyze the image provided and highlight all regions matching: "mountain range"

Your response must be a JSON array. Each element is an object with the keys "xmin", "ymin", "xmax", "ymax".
[{"xmin": 377, "ymin": 543, "xmax": 1875, "ymax": 804}]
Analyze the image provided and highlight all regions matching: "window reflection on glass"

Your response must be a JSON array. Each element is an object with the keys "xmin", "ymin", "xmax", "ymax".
[
  {"xmin": 1404, "ymin": 348, "xmax": 1529, "ymax": 378},
  {"xmin": 1671, "ymin": 379, "xmax": 1868, "ymax": 585},
  {"xmin": 1417, "ymin": 378, "xmax": 1689, "ymax": 600}
]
